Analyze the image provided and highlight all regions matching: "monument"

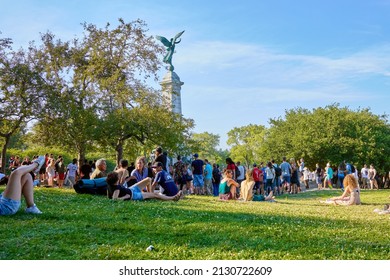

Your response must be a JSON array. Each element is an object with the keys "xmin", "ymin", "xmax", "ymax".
[{"xmin": 156, "ymin": 31, "xmax": 185, "ymax": 115}]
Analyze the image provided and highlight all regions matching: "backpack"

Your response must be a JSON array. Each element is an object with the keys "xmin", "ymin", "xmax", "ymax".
[
  {"xmin": 274, "ymin": 166, "xmax": 282, "ymax": 177},
  {"xmin": 235, "ymin": 165, "xmax": 240, "ymax": 178},
  {"xmin": 73, "ymin": 178, "xmax": 108, "ymax": 195}
]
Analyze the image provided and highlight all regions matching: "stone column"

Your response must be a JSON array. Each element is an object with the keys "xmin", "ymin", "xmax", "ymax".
[{"xmin": 160, "ymin": 70, "xmax": 184, "ymax": 115}]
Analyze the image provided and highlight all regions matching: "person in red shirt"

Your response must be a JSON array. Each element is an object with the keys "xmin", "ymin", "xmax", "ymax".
[
  {"xmin": 226, "ymin": 157, "xmax": 237, "ymax": 180},
  {"xmin": 252, "ymin": 163, "xmax": 263, "ymax": 195}
]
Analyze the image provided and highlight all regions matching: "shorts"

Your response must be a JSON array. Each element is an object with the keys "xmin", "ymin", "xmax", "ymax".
[
  {"xmin": 282, "ymin": 175, "xmax": 291, "ymax": 184},
  {"xmin": 0, "ymin": 193, "xmax": 21, "ymax": 216},
  {"xmin": 253, "ymin": 194, "xmax": 265, "ymax": 201},
  {"xmin": 253, "ymin": 181, "xmax": 261, "ymax": 190},
  {"xmin": 39, "ymin": 167, "xmax": 46, "ymax": 175},
  {"xmin": 193, "ymin": 174, "xmax": 204, "ymax": 188},
  {"xmin": 316, "ymin": 176, "xmax": 322, "ymax": 184},
  {"xmin": 58, "ymin": 173, "xmax": 65, "ymax": 180},
  {"xmin": 129, "ymin": 185, "xmax": 144, "ymax": 201}
]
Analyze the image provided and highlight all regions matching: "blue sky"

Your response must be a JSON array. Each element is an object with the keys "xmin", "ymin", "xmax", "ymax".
[{"xmin": 1, "ymin": 0, "xmax": 389, "ymax": 149}]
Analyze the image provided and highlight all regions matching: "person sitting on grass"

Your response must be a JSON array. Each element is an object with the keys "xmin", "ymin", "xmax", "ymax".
[
  {"xmin": 219, "ymin": 169, "xmax": 239, "ymax": 200},
  {"xmin": 106, "ymin": 172, "xmax": 182, "ymax": 201},
  {"xmin": 238, "ymin": 169, "xmax": 276, "ymax": 202},
  {"xmin": 0, "ymin": 156, "xmax": 45, "ymax": 216},
  {"xmin": 150, "ymin": 162, "xmax": 180, "ymax": 197},
  {"xmin": 320, "ymin": 174, "xmax": 361, "ymax": 206}
]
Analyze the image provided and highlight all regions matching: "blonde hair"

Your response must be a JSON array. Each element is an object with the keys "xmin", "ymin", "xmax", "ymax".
[
  {"xmin": 245, "ymin": 169, "xmax": 254, "ymax": 182},
  {"xmin": 136, "ymin": 156, "xmax": 146, "ymax": 166},
  {"xmin": 343, "ymin": 174, "xmax": 358, "ymax": 190}
]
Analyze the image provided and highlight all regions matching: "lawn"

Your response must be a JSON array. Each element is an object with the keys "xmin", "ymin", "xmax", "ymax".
[{"xmin": 1, "ymin": 186, "xmax": 389, "ymax": 260}]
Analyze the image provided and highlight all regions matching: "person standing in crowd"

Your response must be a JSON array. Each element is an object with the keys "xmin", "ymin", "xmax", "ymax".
[
  {"xmin": 236, "ymin": 161, "xmax": 245, "ymax": 186},
  {"xmin": 368, "ymin": 164, "xmax": 379, "ymax": 190},
  {"xmin": 280, "ymin": 157, "xmax": 292, "ymax": 193},
  {"xmin": 183, "ymin": 163, "xmax": 194, "ymax": 195},
  {"xmin": 39, "ymin": 153, "xmax": 49, "ymax": 183},
  {"xmin": 361, "ymin": 164, "xmax": 369, "ymax": 189},
  {"xmin": 173, "ymin": 155, "xmax": 186, "ymax": 191},
  {"xmin": 271, "ymin": 159, "xmax": 281, "ymax": 195},
  {"xmin": 154, "ymin": 146, "xmax": 167, "ymax": 172},
  {"xmin": 212, "ymin": 163, "xmax": 221, "ymax": 196},
  {"xmin": 302, "ymin": 167, "xmax": 310, "ymax": 190},
  {"xmin": 324, "ymin": 163, "xmax": 333, "ymax": 189},
  {"xmin": 66, "ymin": 158, "xmax": 78, "ymax": 186},
  {"xmin": 203, "ymin": 159, "xmax": 213, "ymax": 195},
  {"xmin": 91, "ymin": 158, "xmax": 107, "ymax": 179},
  {"xmin": 225, "ymin": 158, "xmax": 237, "ymax": 180},
  {"xmin": 56, "ymin": 156, "xmax": 66, "ymax": 188},
  {"xmin": 338, "ymin": 162, "xmax": 347, "ymax": 190},
  {"xmin": 46, "ymin": 159, "xmax": 56, "ymax": 187},
  {"xmin": 265, "ymin": 162, "xmax": 275, "ymax": 195},
  {"xmin": 252, "ymin": 163, "xmax": 262, "ymax": 195},
  {"xmin": 315, "ymin": 163, "xmax": 323, "ymax": 189},
  {"xmin": 191, "ymin": 153, "xmax": 204, "ymax": 195},
  {"xmin": 290, "ymin": 158, "xmax": 300, "ymax": 194}
]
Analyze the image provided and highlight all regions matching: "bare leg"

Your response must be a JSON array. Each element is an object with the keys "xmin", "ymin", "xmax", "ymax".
[
  {"xmin": 21, "ymin": 173, "xmax": 35, "ymax": 207},
  {"xmin": 265, "ymin": 191, "xmax": 275, "ymax": 201},
  {"xmin": 136, "ymin": 177, "xmax": 152, "ymax": 192},
  {"xmin": 3, "ymin": 163, "xmax": 38, "ymax": 201},
  {"xmin": 142, "ymin": 191, "xmax": 182, "ymax": 201}
]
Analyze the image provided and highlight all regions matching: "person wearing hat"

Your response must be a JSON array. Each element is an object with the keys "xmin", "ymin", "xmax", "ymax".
[
  {"xmin": 191, "ymin": 153, "xmax": 204, "ymax": 195},
  {"xmin": 153, "ymin": 146, "xmax": 167, "ymax": 172},
  {"xmin": 150, "ymin": 162, "xmax": 180, "ymax": 196}
]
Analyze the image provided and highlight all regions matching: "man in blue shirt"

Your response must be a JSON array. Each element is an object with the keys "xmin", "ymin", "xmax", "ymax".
[
  {"xmin": 280, "ymin": 157, "xmax": 292, "ymax": 193},
  {"xmin": 151, "ymin": 162, "xmax": 179, "ymax": 196},
  {"xmin": 203, "ymin": 159, "xmax": 213, "ymax": 195}
]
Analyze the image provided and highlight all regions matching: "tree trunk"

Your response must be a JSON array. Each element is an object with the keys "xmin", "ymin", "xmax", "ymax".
[
  {"xmin": 0, "ymin": 135, "xmax": 11, "ymax": 174},
  {"xmin": 116, "ymin": 140, "xmax": 124, "ymax": 166}
]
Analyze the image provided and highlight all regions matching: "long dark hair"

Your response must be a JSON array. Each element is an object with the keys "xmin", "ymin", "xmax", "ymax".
[{"xmin": 226, "ymin": 157, "xmax": 234, "ymax": 165}]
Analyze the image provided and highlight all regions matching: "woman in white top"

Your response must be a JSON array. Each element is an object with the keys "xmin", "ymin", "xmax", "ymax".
[
  {"xmin": 265, "ymin": 162, "xmax": 275, "ymax": 195},
  {"xmin": 46, "ymin": 159, "xmax": 56, "ymax": 187}
]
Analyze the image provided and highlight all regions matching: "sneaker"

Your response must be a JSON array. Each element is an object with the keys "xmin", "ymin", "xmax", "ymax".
[
  {"xmin": 32, "ymin": 156, "xmax": 45, "ymax": 173},
  {"xmin": 25, "ymin": 204, "xmax": 42, "ymax": 214}
]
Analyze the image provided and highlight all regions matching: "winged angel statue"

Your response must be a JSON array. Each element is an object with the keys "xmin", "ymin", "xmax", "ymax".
[{"xmin": 155, "ymin": 30, "xmax": 185, "ymax": 71}]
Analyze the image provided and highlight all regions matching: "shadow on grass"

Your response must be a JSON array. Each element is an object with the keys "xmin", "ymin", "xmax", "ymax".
[{"xmin": 1, "ymin": 187, "xmax": 389, "ymax": 260}]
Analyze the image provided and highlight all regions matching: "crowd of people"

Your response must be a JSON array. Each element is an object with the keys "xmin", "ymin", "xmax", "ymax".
[{"xmin": 2, "ymin": 147, "xmax": 390, "ymax": 215}]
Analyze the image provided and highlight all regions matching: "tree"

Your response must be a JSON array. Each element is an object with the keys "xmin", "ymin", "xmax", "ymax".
[
  {"xmin": 261, "ymin": 104, "xmax": 390, "ymax": 172},
  {"xmin": 0, "ymin": 37, "xmax": 46, "ymax": 173},
  {"xmin": 227, "ymin": 124, "xmax": 267, "ymax": 168},
  {"xmin": 189, "ymin": 132, "xmax": 221, "ymax": 162}
]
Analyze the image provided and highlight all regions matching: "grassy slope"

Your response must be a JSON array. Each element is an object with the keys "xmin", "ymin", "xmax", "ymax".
[{"xmin": 1, "ymin": 187, "xmax": 389, "ymax": 260}]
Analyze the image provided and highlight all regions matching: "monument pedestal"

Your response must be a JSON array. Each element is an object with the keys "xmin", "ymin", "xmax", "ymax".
[{"xmin": 160, "ymin": 71, "xmax": 184, "ymax": 115}]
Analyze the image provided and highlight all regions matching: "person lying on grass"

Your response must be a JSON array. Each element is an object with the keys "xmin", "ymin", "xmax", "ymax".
[
  {"xmin": 106, "ymin": 172, "xmax": 182, "ymax": 201},
  {"xmin": 0, "ymin": 156, "xmax": 45, "ymax": 216},
  {"xmin": 320, "ymin": 174, "xmax": 361, "ymax": 205}
]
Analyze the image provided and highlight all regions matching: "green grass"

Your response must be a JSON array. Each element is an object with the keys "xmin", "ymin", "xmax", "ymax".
[{"xmin": 1, "ymin": 187, "xmax": 389, "ymax": 260}]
